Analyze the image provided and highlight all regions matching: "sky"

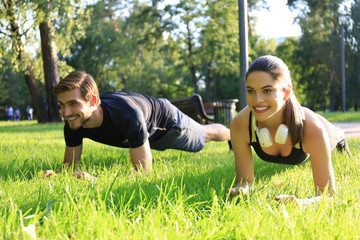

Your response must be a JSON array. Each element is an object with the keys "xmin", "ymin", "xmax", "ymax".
[{"xmin": 252, "ymin": 0, "xmax": 302, "ymax": 39}]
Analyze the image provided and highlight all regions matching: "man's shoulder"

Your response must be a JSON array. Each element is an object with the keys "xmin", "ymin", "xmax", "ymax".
[
  {"xmin": 100, "ymin": 93, "xmax": 143, "ymax": 127},
  {"xmin": 100, "ymin": 91, "xmax": 157, "ymax": 111},
  {"xmin": 100, "ymin": 91, "xmax": 126, "ymax": 101},
  {"xmin": 100, "ymin": 91, "xmax": 141, "ymax": 99},
  {"xmin": 100, "ymin": 92, "xmax": 137, "ymax": 112}
]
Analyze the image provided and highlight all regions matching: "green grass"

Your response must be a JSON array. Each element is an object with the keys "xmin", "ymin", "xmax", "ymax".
[
  {"xmin": 317, "ymin": 110, "xmax": 360, "ymax": 122},
  {"xmin": 0, "ymin": 120, "xmax": 359, "ymax": 239}
]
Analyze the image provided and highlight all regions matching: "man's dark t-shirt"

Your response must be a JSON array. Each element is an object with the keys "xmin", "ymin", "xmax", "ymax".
[{"xmin": 64, "ymin": 92, "xmax": 175, "ymax": 148}]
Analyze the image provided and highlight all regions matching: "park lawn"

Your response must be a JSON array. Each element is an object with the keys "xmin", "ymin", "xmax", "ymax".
[
  {"xmin": 318, "ymin": 110, "xmax": 360, "ymax": 122},
  {"xmin": 0, "ymin": 120, "xmax": 359, "ymax": 239}
]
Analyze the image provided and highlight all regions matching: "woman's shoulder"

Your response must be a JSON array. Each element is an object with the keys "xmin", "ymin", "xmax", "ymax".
[
  {"xmin": 230, "ymin": 106, "xmax": 251, "ymax": 144},
  {"xmin": 302, "ymin": 107, "xmax": 324, "ymax": 129},
  {"xmin": 301, "ymin": 107, "xmax": 329, "ymax": 147},
  {"xmin": 231, "ymin": 106, "xmax": 250, "ymax": 130}
]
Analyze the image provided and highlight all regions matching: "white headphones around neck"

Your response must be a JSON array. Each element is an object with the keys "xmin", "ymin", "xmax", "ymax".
[{"xmin": 252, "ymin": 116, "xmax": 289, "ymax": 147}]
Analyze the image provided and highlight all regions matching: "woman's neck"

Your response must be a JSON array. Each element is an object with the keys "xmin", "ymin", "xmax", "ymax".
[{"xmin": 257, "ymin": 111, "xmax": 284, "ymax": 130}]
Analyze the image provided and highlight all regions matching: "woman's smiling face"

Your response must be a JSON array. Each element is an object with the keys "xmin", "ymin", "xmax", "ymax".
[{"xmin": 246, "ymin": 71, "xmax": 288, "ymax": 122}]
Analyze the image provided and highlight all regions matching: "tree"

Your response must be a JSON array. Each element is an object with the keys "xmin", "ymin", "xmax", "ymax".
[
  {"xmin": 198, "ymin": 0, "xmax": 240, "ymax": 101},
  {"xmin": 169, "ymin": 0, "xmax": 203, "ymax": 93},
  {"xmin": 287, "ymin": 0, "xmax": 346, "ymax": 111},
  {"xmin": 0, "ymin": 47, "xmax": 31, "ymax": 120},
  {"xmin": 38, "ymin": 1, "xmax": 61, "ymax": 122},
  {"xmin": 0, "ymin": 0, "xmax": 48, "ymax": 122},
  {"xmin": 275, "ymin": 37, "xmax": 305, "ymax": 102},
  {"xmin": 347, "ymin": 0, "xmax": 360, "ymax": 110},
  {"xmin": 0, "ymin": 0, "xmax": 88, "ymax": 122}
]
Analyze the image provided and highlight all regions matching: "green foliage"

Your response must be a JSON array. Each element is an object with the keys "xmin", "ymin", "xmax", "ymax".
[
  {"xmin": 0, "ymin": 50, "xmax": 32, "ymax": 120},
  {"xmin": 346, "ymin": 0, "xmax": 360, "ymax": 109},
  {"xmin": 1, "ymin": 0, "xmax": 360, "ymax": 115},
  {"xmin": 197, "ymin": 0, "xmax": 240, "ymax": 101},
  {"xmin": 0, "ymin": 0, "xmax": 89, "ymax": 123},
  {"xmin": 276, "ymin": 37, "xmax": 305, "ymax": 103},
  {"xmin": 0, "ymin": 120, "xmax": 359, "ymax": 239},
  {"xmin": 284, "ymin": 0, "xmax": 360, "ymax": 111},
  {"xmin": 61, "ymin": 0, "xmax": 244, "ymax": 101},
  {"xmin": 62, "ymin": 0, "xmax": 194, "ymax": 98},
  {"xmin": 254, "ymin": 38, "xmax": 277, "ymax": 57}
]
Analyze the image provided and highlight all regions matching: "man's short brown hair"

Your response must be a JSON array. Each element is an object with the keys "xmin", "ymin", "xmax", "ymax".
[{"xmin": 54, "ymin": 71, "xmax": 100, "ymax": 106}]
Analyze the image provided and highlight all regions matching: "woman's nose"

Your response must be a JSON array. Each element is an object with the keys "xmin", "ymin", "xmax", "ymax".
[{"xmin": 255, "ymin": 93, "xmax": 264, "ymax": 102}]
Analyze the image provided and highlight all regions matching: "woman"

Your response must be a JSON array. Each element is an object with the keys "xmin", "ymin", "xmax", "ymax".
[{"xmin": 228, "ymin": 55, "xmax": 349, "ymax": 206}]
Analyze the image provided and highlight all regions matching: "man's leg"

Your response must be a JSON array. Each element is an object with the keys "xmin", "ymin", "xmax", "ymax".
[
  {"xmin": 204, "ymin": 123, "xmax": 230, "ymax": 142},
  {"xmin": 151, "ymin": 100, "xmax": 231, "ymax": 152}
]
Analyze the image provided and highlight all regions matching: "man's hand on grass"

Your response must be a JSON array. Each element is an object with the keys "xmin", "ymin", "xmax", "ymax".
[
  {"xmin": 43, "ymin": 170, "xmax": 57, "ymax": 178},
  {"xmin": 43, "ymin": 170, "xmax": 95, "ymax": 180},
  {"xmin": 73, "ymin": 171, "xmax": 94, "ymax": 180}
]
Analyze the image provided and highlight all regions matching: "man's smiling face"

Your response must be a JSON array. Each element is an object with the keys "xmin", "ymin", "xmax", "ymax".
[{"xmin": 58, "ymin": 88, "xmax": 95, "ymax": 130}]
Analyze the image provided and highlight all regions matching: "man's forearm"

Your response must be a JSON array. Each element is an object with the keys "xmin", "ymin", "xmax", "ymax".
[
  {"xmin": 62, "ymin": 145, "xmax": 83, "ymax": 172},
  {"xmin": 129, "ymin": 140, "xmax": 153, "ymax": 173}
]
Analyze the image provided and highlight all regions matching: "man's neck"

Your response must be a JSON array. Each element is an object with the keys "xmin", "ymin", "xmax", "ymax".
[{"xmin": 83, "ymin": 106, "xmax": 103, "ymax": 129}]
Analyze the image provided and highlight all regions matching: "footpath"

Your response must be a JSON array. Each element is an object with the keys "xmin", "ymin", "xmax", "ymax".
[{"xmin": 332, "ymin": 122, "xmax": 360, "ymax": 138}]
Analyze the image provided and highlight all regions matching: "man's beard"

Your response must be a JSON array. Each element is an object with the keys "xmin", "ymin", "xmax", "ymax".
[
  {"xmin": 69, "ymin": 115, "xmax": 92, "ymax": 130},
  {"xmin": 81, "ymin": 115, "xmax": 92, "ymax": 127}
]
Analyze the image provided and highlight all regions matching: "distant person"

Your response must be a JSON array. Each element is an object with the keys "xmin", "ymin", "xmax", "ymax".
[
  {"xmin": 26, "ymin": 106, "xmax": 33, "ymax": 120},
  {"xmin": 227, "ymin": 55, "xmax": 350, "ymax": 207},
  {"xmin": 15, "ymin": 108, "xmax": 20, "ymax": 121},
  {"xmin": 43, "ymin": 71, "xmax": 230, "ymax": 178},
  {"xmin": 6, "ymin": 106, "xmax": 14, "ymax": 121}
]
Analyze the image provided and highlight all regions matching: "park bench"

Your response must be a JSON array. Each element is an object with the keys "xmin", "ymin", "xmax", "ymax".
[
  {"xmin": 170, "ymin": 94, "xmax": 214, "ymax": 125},
  {"xmin": 170, "ymin": 93, "xmax": 239, "ymax": 127}
]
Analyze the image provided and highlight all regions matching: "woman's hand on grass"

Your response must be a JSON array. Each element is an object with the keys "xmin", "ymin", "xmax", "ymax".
[
  {"xmin": 227, "ymin": 182, "xmax": 250, "ymax": 198},
  {"xmin": 43, "ymin": 170, "xmax": 95, "ymax": 180},
  {"xmin": 275, "ymin": 194, "xmax": 300, "ymax": 205},
  {"xmin": 275, "ymin": 194, "xmax": 323, "ymax": 207}
]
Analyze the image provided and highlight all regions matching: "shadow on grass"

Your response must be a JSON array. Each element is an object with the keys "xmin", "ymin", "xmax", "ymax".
[
  {"xmin": 1, "ymin": 146, "xmax": 303, "ymax": 197},
  {"xmin": 0, "ymin": 138, "xmax": 314, "ymax": 218},
  {"xmin": 253, "ymin": 155, "xmax": 301, "ymax": 179},
  {"xmin": 0, "ymin": 150, "xmax": 315, "ymax": 223},
  {"xmin": 0, "ymin": 121, "xmax": 63, "ymax": 133},
  {"xmin": 98, "ymin": 155, "xmax": 303, "ymax": 212},
  {"xmin": 0, "ymin": 148, "xmax": 131, "ymax": 181}
]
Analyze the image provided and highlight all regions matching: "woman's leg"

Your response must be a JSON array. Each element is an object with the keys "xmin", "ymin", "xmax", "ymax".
[{"xmin": 316, "ymin": 114, "xmax": 350, "ymax": 154}]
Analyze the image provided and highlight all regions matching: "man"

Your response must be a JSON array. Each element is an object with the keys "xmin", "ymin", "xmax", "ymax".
[
  {"xmin": 15, "ymin": 108, "xmax": 20, "ymax": 121},
  {"xmin": 26, "ymin": 105, "xmax": 33, "ymax": 120},
  {"xmin": 6, "ymin": 106, "xmax": 14, "ymax": 121},
  {"xmin": 44, "ymin": 71, "xmax": 230, "ymax": 178}
]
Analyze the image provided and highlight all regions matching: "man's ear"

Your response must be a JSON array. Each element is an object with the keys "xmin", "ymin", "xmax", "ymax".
[
  {"xmin": 283, "ymin": 84, "xmax": 292, "ymax": 101},
  {"xmin": 90, "ymin": 95, "xmax": 98, "ymax": 107}
]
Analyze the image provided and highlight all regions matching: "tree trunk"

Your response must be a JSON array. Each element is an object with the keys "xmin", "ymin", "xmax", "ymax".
[
  {"xmin": 24, "ymin": 65, "xmax": 49, "ymax": 123},
  {"xmin": 185, "ymin": 19, "xmax": 198, "ymax": 93},
  {"xmin": 4, "ymin": 0, "xmax": 48, "ymax": 123},
  {"xmin": 330, "ymin": 69, "xmax": 335, "ymax": 111},
  {"xmin": 205, "ymin": 61, "xmax": 212, "ymax": 101},
  {"xmin": 39, "ymin": 20, "xmax": 61, "ymax": 122}
]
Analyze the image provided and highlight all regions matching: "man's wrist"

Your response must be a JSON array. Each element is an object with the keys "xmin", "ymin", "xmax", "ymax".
[{"xmin": 298, "ymin": 196, "xmax": 323, "ymax": 207}]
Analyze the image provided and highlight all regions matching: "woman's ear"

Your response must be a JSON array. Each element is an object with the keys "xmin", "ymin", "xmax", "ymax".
[{"xmin": 283, "ymin": 84, "xmax": 292, "ymax": 101}]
